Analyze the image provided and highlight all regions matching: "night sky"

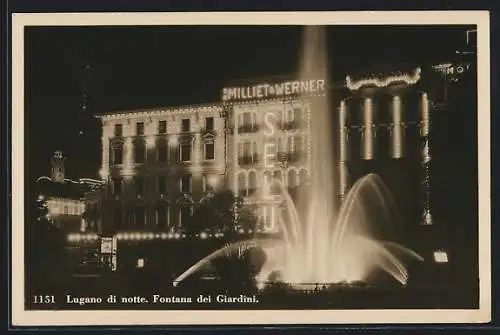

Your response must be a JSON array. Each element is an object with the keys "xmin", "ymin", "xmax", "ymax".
[{"xmin": 25, "ymin": 25, "xmax": 473, "ymax": 180}]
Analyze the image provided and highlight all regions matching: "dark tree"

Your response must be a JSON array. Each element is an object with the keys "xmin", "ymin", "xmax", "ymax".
[
  {"xmin": 26, "ymin": 195, "xmax": 68, "ymax": 294},
  {"xmin": 212, "ymin": 246, "xmax": 267, "ymax": 292},
  {"xmin": 189, "ymin": 190, "xmax": 259, "ymax": 237}
]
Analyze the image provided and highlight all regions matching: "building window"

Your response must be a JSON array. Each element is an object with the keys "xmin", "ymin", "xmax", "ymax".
[
  {"xmin": 112, "ymin": 146, "xmax": 123, "ymax": 165},
  {"xmin": 114, "ymin": 124, "xmax": 123, "ymax": 137},
  {"xmin": 203, "ymin": 175, "xmax": 216, "ymax": 192},
  {"xmin": 158, "ymin": 176, "xmax": 166, "ymax": 194},
  {"xmin": 180, "ymin": 142, "xmax": 191, "ymax": 162},
  {"xmin": 134, "ymin": 142, "xmax": 145, "ymax": 164},
  {"xmin": 112, "ymin": 178, "xmax": 122, "ymax": 196},
  {"xmin": 136, "ymin": 122, "xmax": 145, "ymax": 136},
  {"xmin": 205, "ymin": 140, "xmax": 215, "ymax": 160},
  {"xmin": 180, "ymin": 175, "xmax": 191, "ymax": 193},
  {"xmin": 158, "ymin": 142, "xmax": 168, "ymax": 163},
  {"xmin": 179, "ymin": 205, "xmax": 193, "ymax": 227},
  {"xmin": 157, "ymin": 205, "xmax": 168, "ymax": 228},
  {"xmin": 158, "ymin": 120, "xmax": 167, "ymax": 134},
  {"xmin": 206, "ymin": 117, "xmax": 214, "ymax": 131},
  {"xmin": 248, "ymin": 171, "xmax": 257, "ymax": 196},
  {"xmin": 114, "ymin": 207, "xmax": 122, "ymax": 228},
  {"xmin": 239, "ymin": 112, "xmax": 258, "ymax": 133},
  {"xmin": 135, "ymin": 177, "xmax": 144, "ymax": 196},
  {"xmin": 134, "ymin": 206, "xmax": 145, "ymax": 228},
  {"xmin": 293, "ymin": 108, "xmax": 303, "ymax": 126},
  {"xmin": 238, "ymin": 172, "xmax": 247, "ymax": 197},
  {"xmin": 238, "ymin": 141, "xmax": 257, "ymax": 165},
  {"xmin": 299, "ymin": 169, "xmax": 308, "ymax": 186},
  {"xmin": 181, "ymin": 119, "xmax": 190, "ymax": 132},
  {"xmin": 271, "ymin": 170, "xmax": 282, "ymax": 194}
]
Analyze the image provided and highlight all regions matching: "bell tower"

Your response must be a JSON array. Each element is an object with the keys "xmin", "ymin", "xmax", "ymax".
[{"xmin": 51, "ymin": 151, "xmax": 66, "ymax": 183}]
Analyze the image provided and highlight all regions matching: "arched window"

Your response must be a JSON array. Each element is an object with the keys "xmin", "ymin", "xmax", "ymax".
[
  {"xmin": 272, "ymin": 170, "xmax": 282, "ymax": 194},
  {"xmin": 288, "ymin": 169, "xmax": 298, "ymax": 200},
  {"xmin": 238, "ymin": 172, "xmax": 247, "ymax": 197},
  {"xmin": 263, "ymin": 171, "xmax": 272, "ymax": 196},
  {"xmin": 134, "ymin": 140, "xmax": 146, "ymax": 164},
  {"xmin": 248, "ymin": 171, "xmax": 257, "ymax": 196},
  {"xmin": 179, "ymin": 204, "xmax": 193, "ymax": 228},
  {"xmin": 157, "ymin": 138, "xmax": 168, "ymax": 163},
  {"xmin": 288, "ymin": 169, "xmax": 298, "ymax": 188},
  {"xmin": 157, "ymin": 204, "xmax": 169, "ymax": 229},
  {"xmin": 134, "ymin": 205, "xmax": 145, "ymax": 227},
  {"xmin": 293, "ymin": 107, "xmax": 303, "ymax": 127},
  {"xmin": 299, "ymin": 169, "xmax": 308, "ymax": 186}
]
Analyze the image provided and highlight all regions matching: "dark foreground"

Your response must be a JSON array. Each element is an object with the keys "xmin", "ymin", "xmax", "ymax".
[{"xmin": 26, "ymin": 274, "xmax": 479, "ymax": 310}]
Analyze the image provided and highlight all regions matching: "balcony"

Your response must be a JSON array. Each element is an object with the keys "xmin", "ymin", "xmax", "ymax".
[
  {"xmin": 237, "ymin": 124, "xmax": 260, "ymax": 134},
  {"xmin": 277, "ymin": 151, "xmax": 303, "ymax": 164},
  {"xmin": 238, "ymin": 154, "xmax": 259, "ymax": 166},
  {"xmin": 279, "ymin": 120, "xmax": 301, "ymax": 131}
]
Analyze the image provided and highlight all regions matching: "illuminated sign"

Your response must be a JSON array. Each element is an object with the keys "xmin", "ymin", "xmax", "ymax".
[
  {"xmin": 222, "ymin": 79, "xmax": 326, "ymax": 102},
  {"xmin": 100, "ymin": 237, "xmax": 113, "ymax": 254}
]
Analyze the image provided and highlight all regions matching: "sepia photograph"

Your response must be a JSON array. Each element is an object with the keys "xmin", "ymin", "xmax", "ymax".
[{"xmin": 11, "ymin": 11, "xmax": 491, "ymax": 326}]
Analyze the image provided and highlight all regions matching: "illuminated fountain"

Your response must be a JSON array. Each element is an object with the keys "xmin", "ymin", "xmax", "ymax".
[{"xmin": 172, "ymin": 26, "xmax": 423, "ymax": 289}]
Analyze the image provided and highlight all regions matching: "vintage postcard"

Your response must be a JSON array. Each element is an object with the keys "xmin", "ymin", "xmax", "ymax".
[{"xmin": 11, "ymin": 11, "xmax": 491, "ymax": 326}]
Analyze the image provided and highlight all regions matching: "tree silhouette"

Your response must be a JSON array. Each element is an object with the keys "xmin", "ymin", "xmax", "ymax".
[
  {"xmin": 26, "ymin": 195, "xmax": 68, "ymax": 293},
  {"xmin": 189, "ymin": 190, "xmax": 258, "ymax": 237}
]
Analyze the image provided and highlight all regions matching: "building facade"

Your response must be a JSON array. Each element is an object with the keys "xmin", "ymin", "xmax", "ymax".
[
  {"xmin": 36, "ymin": 151, "xmax": 104, "ymax": 234},
  {"xmin": 226, "ymin": 97, "xmax": 313, "ymax": 232},
  {"xmin": 92, "ymin": 70, "xmax": 438, "ymax": 239},
  {"xmin": 96, "ymin": 104, "xmax": 226, "ymax": 235},
  {"xmin": 339, "ymin": 66, "xmax": 433, "ymax": 228}
]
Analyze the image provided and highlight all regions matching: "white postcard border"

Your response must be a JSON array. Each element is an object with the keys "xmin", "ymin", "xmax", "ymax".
[{"xmin": 11, "ymin": 11, "xmax": 491, "ymax": 326}]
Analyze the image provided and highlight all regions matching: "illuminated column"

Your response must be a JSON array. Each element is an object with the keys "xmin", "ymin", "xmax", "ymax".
[
  {"xmin": 100, "ymin": 123, "xmax": 110, "ymax": 180},
  {"xmin": 421, "ymin": 93, "xmax": 430, "ymax": 137},
  {"xmin": 362, "ymin": 98, "xmax": 374, "ymax": 160},
  {"xmin": 145, "ymin": 119, "xmax": 156, "ymax": 149},
  {"xmin": 193, "ymin": 132, "xmax": 202, "ymax": 175},
  {"xmin": 339, "ymin": 100, "xmax": 349, "ymax": 201},
  {"xmin": 306, "ymin": 102, "xmax": 312, "ymax": 171},
  {"xmin": 233, "ymin": 112, "xmax": 239, "ymax": 194},
  {"xmin": 391, "ymin": 96, "xmax": 404, "ymax": 159},
  {"xmin": 420, "ymin": 92, "xmax": 432, "ymax": 225}
]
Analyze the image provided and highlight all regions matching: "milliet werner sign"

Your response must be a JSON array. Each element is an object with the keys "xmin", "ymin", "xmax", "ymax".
[{"xmin": 222, "ymin": 79, "xmax": 326, "ymax": 102}]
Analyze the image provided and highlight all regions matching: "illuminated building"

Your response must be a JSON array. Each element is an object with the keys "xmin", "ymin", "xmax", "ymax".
[
  {"xmin": 225, "ymin": 96, "xmax": 312, "ymax": 232},
  {"xmin": 339, "ymin": 66, "xmax": 432, "ymax": 227},
  {"xmin": 95, "ymin": 104, "xmax": 226, "ymax": 236},
  {"xmin": 35, "ymin": 151, "xmax": 104, "ymax": 234},
  {"xmin": 222, "ymin": 78, "xmax": 324, "ymax": 232},
  {"xmin": 89, "ymin": 71, "xmax": 441, "ymax": 240}
]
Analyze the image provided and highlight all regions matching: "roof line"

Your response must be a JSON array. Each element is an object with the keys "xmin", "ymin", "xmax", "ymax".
[{"xmin": 94, "ymin": 102, "xmax": 223, "ymax": 118}]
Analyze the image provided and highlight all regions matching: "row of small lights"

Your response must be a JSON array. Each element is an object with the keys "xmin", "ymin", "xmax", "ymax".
[
  {"xmin": 345, "ymin": 68, "xmax": 422, "ymax": 91},
  {"xmin": 67, "ymin": 228, "xmax": 256, "ymax": 243}
]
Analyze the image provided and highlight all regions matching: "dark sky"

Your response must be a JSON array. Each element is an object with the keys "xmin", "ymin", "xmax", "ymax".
[{"xmin": 24, "ymin": 25, "xmax": 473, "ymax": 180}]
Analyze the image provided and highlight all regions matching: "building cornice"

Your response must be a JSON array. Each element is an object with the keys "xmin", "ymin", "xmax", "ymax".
[{"xmin": 95, "ymin": 103, "xmax": 224, "ymax": 121}]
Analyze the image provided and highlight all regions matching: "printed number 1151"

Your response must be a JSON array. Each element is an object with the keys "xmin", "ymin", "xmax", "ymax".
[{"xmin": 33, "ymin": 295, "xmax": 55, "ymax": 304}]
